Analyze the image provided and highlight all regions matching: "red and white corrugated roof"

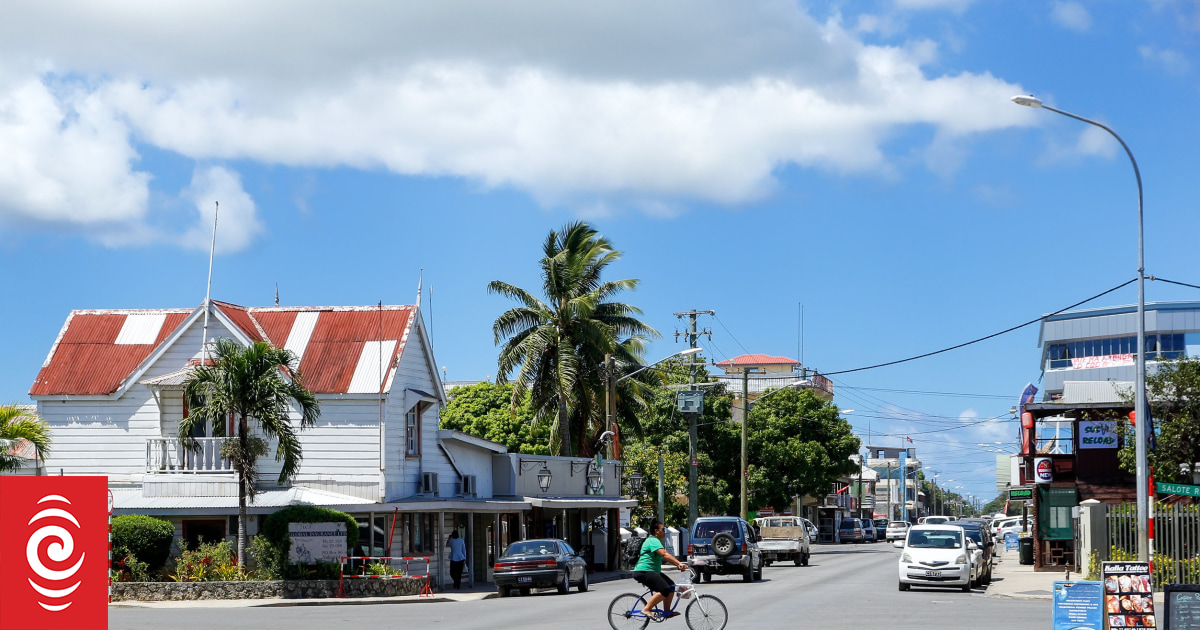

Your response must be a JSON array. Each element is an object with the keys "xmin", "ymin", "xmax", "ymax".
[
  {"xmin": 714, "ymin": 354, "xmax": 800, "ymax": 367},
  {"xmin": 31, "ymin": 301, "xmax": 420, "ymax": 397}
]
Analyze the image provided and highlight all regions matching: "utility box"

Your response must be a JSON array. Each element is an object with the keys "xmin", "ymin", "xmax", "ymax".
[{"xmin": 677, "ymin": 390, "xmax": 704, "ymax": 414}]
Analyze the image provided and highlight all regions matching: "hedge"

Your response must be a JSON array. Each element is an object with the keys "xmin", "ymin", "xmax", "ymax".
[
  {"xmin": 111, "ymin": 514, "xmax": 175, "ymax": 571},
  {"xmin": 261, "ymin": 505, "xmax": 359, "ymax": 562}
]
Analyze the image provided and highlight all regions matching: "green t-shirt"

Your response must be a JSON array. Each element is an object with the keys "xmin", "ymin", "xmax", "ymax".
[{"xmin": 634, "ymin": 536, "xmax": 664, "ymax": 572}]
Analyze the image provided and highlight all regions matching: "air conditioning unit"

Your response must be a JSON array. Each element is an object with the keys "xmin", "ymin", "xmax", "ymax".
[
  {"xmin": 421, "ymin": 472, "xmax": 438, "ymax": 497},
  {"xmin": 461, "ymin": 475, "xmax": 477, "ymax": 497}
]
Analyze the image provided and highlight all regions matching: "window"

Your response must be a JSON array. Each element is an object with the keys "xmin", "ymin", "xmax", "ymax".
[
  {"xmin": 406, "ymin": 406, "xmax": 420, "ymax": 456},
  {"xmin": 1046, "ymin": 333, "xmax": 1188, "ymax": 369},
  {"xmin": 400, "ymin": 513, "xmax": 435, "ymax": 554}
]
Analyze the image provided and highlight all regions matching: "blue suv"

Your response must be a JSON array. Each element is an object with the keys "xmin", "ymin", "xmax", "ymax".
[{"xmin": 687, "ymin": 516, "xmax": 763, "ymax": 583}]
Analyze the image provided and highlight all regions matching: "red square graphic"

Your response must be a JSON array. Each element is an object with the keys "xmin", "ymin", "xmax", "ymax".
[{"xmin": 0, "ymin": 476, "xmax": 109, "ymax": 630}]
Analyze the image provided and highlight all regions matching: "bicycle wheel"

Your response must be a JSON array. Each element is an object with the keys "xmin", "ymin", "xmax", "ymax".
[
  {"xmin": 685, "ymin": 594, "xmax": 728, "ymax": 630},
  {"xmin": 607, "ymin": 593, "xmax": 650, "ymax": 630}
]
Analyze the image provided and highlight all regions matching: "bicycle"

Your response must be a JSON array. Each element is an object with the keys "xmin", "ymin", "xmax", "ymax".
[{"xmin": 607, "ymin": 561, "xmax": 728, "ymax": 630}]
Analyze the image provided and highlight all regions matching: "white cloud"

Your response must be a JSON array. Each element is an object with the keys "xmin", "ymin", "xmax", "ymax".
[
  {"xmin": 1051, "ymin": 2, "xmax": 1093, "ymax": 32},
  {"xmin": 1139, "ymin": 45, "xmax": 1191, "ymax": 74},
  {"xmin": 180, "ymin": 167, "xmax": 263, "ymax": 253},
  {"xmin": 893, "ymin": 0, "xmax": 973, "ymax": 12},
  {"xmin": 0, "ymin": 1, "xmax": 1034, "ymax": 247}
]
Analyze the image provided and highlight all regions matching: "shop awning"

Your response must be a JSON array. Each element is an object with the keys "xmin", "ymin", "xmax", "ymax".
[{"xmin": 526, "ymin": 496, "xmax": 638, "ymax": 510}]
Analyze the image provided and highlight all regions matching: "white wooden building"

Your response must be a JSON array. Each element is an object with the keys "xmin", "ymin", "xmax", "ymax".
[{"xmin": 25, "ymin": 299, "xmax": 632, "ymax": 586}]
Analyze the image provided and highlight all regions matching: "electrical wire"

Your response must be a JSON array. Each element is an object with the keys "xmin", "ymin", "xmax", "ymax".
[
  {"xmin": 822, "ymin": 278, "xmax": 1136, "ymax": 376},
  {"xmin": 712, "ymin": 314, "xmax": 751, "ymax": 356},
  {"xmin": 836, "ymin": 385, "xmax": 1012, "ymax": 400},
  {"xmin": 1148, "ymin": 276, "xmax": 1200, "ymax": 292}
]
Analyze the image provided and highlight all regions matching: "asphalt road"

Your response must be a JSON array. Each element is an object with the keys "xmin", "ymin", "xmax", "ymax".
[{"xmin": 110, "ymin": 543, "xmax": 1048, "ymax": 629}]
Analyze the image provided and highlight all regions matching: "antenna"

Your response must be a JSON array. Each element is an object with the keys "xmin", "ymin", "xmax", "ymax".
[
  {"xmin": 415, "ymin": 268, "xmax": 423, "ymax": 307},
  {"xmin": 200, "ymin": 201, "xmax": 218, "ymax": 364},
  {"xmin": 275, "ymin": 283, "xmax": 279, "ymax": 307}
]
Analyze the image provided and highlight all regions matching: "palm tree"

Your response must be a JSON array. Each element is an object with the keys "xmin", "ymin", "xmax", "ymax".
[
  {"xmin": 183, "ymin": 338, "xmax": 320, "ymax": 569},
  {"xmin": 0, "ymin": 404, "xmax": 51, "ymax": 473},
  {"xmin": 490, "ymin": 222, "xmax": 658, "ymax": 457}
]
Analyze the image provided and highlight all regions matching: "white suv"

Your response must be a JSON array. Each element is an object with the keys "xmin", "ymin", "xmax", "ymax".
[
  {"xmin": 896, "ymin": 525, "xmax": 979, "ymax": 592},
  {"xmin": 885, "ymin": 521, "xmax": 910, "ymax": 541}
]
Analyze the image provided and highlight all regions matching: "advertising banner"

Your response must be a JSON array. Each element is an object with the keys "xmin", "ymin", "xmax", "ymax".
[
  {"xmin": 1079, "ymin": 421, "xmax": 1118, "ymax": 449},
  {"xmin": 0, "ymin": 476, "xmax": 110, "ymax": 630},
  {"xmin": 1072, "ymin": 354, "xmax": 1135, "ymax": 369},
  {"xmin": 1053, "ymin": 581, "xmax": 1104, "ymax": 630},
  {"xmin": 1103, "ymin": 561, "xmax": 1157, "ymax": 629},
  {"xmin": 1035, "ymin": 457, "xmax": 1054, "ymax": 484},
  {"xmin": 288, "ymin": 522, "xmax": 347, "ymax": 564}
]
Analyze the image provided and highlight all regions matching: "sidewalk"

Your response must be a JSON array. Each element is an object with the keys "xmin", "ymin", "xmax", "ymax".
[
  {"xmin": 987, "ymin": 547, "xmax": 1165, "ymax": 610},
  {"xmin": 110, "ymin": 569, "xmax": 632, "ymax": 609}
]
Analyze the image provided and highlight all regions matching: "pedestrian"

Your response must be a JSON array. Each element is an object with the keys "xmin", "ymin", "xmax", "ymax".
[{"xmin": 447, "ymin": 530, "xmax": 467, "ymax": 589}]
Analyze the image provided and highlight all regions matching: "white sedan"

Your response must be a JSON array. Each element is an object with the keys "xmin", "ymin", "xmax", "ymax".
[
  {"xmin": 895, "ymin": 525, "xmax": 979, "ymax": 592},
  {"xmin": 884, "ymin": 521, "xmax": 910, "ymax": 541}
]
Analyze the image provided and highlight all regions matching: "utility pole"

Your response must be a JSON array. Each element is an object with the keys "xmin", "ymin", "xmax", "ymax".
[
  {"xmin": 658, "ymin": 454, "xmax": 666, "ymax": 526},
  {"xmin": 605, "ymin": 353, "xmax": 616, "ymax": 460},
  {"xmin": 674, "ymin": 309, "xmax": 713, "ymax": 531},
  {"xmin": 886, "ymin": 463, "xmax": 893, "ymax": 521},
  {"xmin": 740, "ymin": 369, "xmax": 749, "ymax": 520}
]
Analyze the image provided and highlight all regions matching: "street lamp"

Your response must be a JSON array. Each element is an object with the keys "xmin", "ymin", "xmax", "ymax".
[
  {"xmin": 1012, "ymin": 94, "xmax": 1149, "ymax": 561},
  {"xmin": 586, "ymin": 463, "xmax": 603, "ymax": 494},
  {"xmin": 605, "ymin": 347, "xmax": 703, "ymax": 458},
  {"xmin": 537, "ymin": 467, "xmax": 553, "ymax": 494},
  {"xmin": 629, "ymin": 471, "xmax": 643, "ymax": 494}
]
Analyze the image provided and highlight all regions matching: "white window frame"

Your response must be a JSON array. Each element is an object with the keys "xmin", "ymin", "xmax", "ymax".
[{"xmin": 406, "ymin": 406, "xmax": 420, "ymax": 456}]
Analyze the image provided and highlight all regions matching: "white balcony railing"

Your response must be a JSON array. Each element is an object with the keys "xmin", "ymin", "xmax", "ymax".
[{"xmin": 146, "ymin": 438, "xmax": 232, "ymax": 473}]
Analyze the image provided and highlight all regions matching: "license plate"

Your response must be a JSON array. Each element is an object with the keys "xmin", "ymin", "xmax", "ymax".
[
  {"xmin": 924, "ymin": 570, "xmax": 942, "ymax": 577},
  {"xmin": 518, "ymin": 577, "xmax": 532, "ymax": 583}
]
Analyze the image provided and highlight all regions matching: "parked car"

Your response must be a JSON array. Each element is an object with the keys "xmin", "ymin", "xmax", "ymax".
[
  {"xmin": 688, "ymin": 516, "xmax": 763, "ymax": 583},
  {"xmin": 896, "ymin": 525, "xmax": 978, "ymax": 592},
  {"xmin": 874, "ymin": 518, "xmax": 890, "ymax": 539},
  {"xmin": 493, "ymin": 539, "xmax": 589, "ymax": 597},
  {"xmin": 885, "ymin": 521, "xmax": 910, "ymax": 541},
  {"xmin": 956, "ymin": 523, "xmax": 994, "ymax": 586},
  {"xmin": 838, "ymin": 518, "xmax": 865, "ymax": 543},
  {"xmin": 862, "ymin": 520, "xmax": 878, "ymax": 542},
  {"xmin": 800, "ymin": 518, "xmax": 819, "ymax": 542},
  {"xmin": 922, "ymin": 516, "xmax": 953, "ymax": 525},
  {"xmin": 754, "ymin": 516, "xmax": 811, "ymax": 566}
]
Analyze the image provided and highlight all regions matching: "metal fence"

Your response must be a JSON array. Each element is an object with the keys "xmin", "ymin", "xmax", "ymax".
[{"xmin": 1104, "ymin": 502, "xmax": 1200, "ymax": 589}]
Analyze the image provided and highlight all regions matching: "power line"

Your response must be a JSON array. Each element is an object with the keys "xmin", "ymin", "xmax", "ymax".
[
  {"xmin": 712, "ymin": 314, "xmax": 751, "ymax": 356},
  {"xmin": 1149, "ymin": 276, "xmax": 1200, "ymax": 292},
  {"xmin": 837, "ymin": 385, "xmax": 1013, "ymax": 400},
  {"xmin": 823, "ymin": 278, "xmax": 1136, "ymax": 376}
]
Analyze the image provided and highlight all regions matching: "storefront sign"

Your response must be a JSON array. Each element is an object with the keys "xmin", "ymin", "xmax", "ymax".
[
  {"xmin": 1165, "ymin": 584, "xmax": 1200, "ymax": 630},
  {"xmin": 288, "ymin": 522, "xmax": 347, "ymax": 564},
  {"xmin": 1072, "ymin": 354, "xmax": 1135, "ymax": 369},
  {"xmin": 1157, "ymin": 483, "xmax": 1200, "ymax": 498},
  {"xmin": 0, "ymin": 476, "xmax": 110, "ymax": 630},
  {"xmin": 1035, "ymin": 457, "xmax": 1054, "ymax": 484},
  {"xmin": 1053, "ymin": 581, "xmax": 1104, "ymax": 630},
  {"xmin": 1079, "ymin": 420, "xmax": 1118, "ymax": 449},
  {"xmin": 1103, "ymin": 561, "xmax": 1157, "ymax": 629},
  {"xmin": 1009, "ymin": 487, "xmax": 1034, "ymax": 501}
]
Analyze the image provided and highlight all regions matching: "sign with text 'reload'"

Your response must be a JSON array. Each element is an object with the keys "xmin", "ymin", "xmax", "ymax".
[
  {"xmin": 1103, "ymin": 561, "xmax": 1157, "ymax": 629},
  {"xmin": 0, "ymin": 476, "xmax": 110, "ymax": 630},
  {"xmin": 1079, "ymin": 420, "xmax": 1118, "ymax": 449}
]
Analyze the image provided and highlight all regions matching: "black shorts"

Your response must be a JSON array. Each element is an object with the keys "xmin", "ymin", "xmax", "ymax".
[{"xmin": 633, "ymin": 571, "xmax": 675, "ymax": 596}]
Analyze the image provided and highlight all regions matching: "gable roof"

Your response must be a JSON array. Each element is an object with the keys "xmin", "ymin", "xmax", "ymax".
[
  {"xmin": 714, "ymin": 354, "xmax": 800, "ymax": 367},
  {"xmin": 32, "ymin": 301, "xmax": 420, "ymax": 397}
]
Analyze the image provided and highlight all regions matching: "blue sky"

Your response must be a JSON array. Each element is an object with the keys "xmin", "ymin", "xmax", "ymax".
[{"xmin": 3, "ymin": 0, "xmax": 1199, "ymax": 505}]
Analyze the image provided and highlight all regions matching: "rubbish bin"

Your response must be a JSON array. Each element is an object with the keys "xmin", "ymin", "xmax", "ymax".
[{"xmin": 1018, "ymin": 537, "xmax": 1034, "ymax": 565}]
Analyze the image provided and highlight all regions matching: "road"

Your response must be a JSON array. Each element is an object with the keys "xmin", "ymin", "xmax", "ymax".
[{"xmin": 111, "ymin": 543, "xmax": 1047, "ymax": 629}]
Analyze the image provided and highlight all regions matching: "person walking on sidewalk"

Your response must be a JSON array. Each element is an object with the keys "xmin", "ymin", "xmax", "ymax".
[{"xmin": 447, "ymin": 530, "xmax": 468, "ymax": 589}]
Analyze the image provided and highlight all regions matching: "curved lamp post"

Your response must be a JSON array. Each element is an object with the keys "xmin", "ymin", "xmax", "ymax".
[{"xmin": 1011, "ymin": 95, "xmax": 1148, "ymax": 561}]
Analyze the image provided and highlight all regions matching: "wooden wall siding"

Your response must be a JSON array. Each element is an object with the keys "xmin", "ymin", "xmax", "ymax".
[
  {"xmin": 143, "ymin": 476, "xmax": 238, "ymax": 497},
  {"xmin": 382, "ymin": 320, "xmax": 454, "ymax": 500},
  {"xmin": 292, "ymin": 478, "xmax": 381, "ymax": 501},
  {"xmin": 38, "ymin": 394, "xmax": 163, "ymax": 478},
  {"xmin": 441, "ymin": 442, "xmax": 495, "ymax": 498},
  {"xmin": 294, "ymin": 398, "xmax": 381, "ymax": 479}
]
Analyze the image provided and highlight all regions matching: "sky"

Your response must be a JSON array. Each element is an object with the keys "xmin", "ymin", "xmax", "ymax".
[{"xmin": 3, "ymin": 0, "xmax": 1200, "ymax": 507}]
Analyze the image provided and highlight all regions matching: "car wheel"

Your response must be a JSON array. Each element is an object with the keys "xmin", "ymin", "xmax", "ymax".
[
  {"xmin": 961, "ymin": 582, "xmax": 972, "ymax": 593},
  {"xmin": 712, "ymin": 532, "xmax": 736, "ymax": 558},
  {"xmin": 498, "ymin": 586, "xmax": 511, "ymax": 598},
  {"xmin": 557, "ymin": 573, "xmax": 570, "ymax": 595},
  {"xmin": 764, "ymin": 559, "xmax": 773, "ymax": 567},
  {"xmin": 520, "ymin": 588, "xmax": 531, "ymax": 597},
  {"xmin": 742, "ymin": 565, "xmax": 753, "ymax": 582},
  {"xmin": 801, "ymin": 552, "xmax": 810, "ymax": 567},
  {"xmin": 754, "ymin": 561, "xmax": 763, "ymax": 581},
  {"xmin": 578, "ymin": 571, "xmax": 588, "ymax": 593},
  {"xmin": 701, "ymin": 571, "xmax": 712, "ymax": 583},
  {"xmin": 898, "ymin": 581, "xmax": 910, "ymax": 592},
  {"xmin": 793, "ymin": 555, "xmax": 803, "ymax": 567}
]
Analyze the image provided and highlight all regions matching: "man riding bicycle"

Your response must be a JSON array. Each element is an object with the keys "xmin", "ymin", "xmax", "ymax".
[{"xmin": 633, "ymin": 519, "xmax": 688, "ymax": 620}]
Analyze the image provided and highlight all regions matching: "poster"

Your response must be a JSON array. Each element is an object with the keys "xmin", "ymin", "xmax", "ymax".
[
  {"xmin": 288, "ymin": 521, "xmax": 347, "ymax": 564},
  {"xmin": 1053, "ymin": 581, "xmax": 1104, "ymax": 630},
  {"xmin": 1079, "ymin": 421, "xmax": 1118, "ymax": 449},
  {"xmin": 1103, "ymin": 561, "xmax": 1156, "ymax": 629},
  {"xmin": 1165, "ymin": 584, "xmax": 1200, "ymax": 630}
]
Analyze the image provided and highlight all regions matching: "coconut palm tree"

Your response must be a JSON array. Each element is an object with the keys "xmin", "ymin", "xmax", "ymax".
[
  {"xmin": 183, "ymin": 338, "xmax": 320, "ymax": 569},
  {"xmin": 0, "ymin": 404, "xmax": 51, "ymax": 473},
  {"xmin": 490, "ymin": 222, "xmax": 658, "ymax": 457}
]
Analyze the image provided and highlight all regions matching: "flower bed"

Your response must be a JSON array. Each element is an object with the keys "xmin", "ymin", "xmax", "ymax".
[{"xmin": 109, "ymin": 577, "xmax": 430, "ymax": 602}]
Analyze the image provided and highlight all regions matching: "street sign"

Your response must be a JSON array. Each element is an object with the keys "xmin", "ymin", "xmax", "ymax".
[
  {"xmin": 1157, "ymin": 482, "xmax": 1200, "ymax": 498},
  {"xmin": 1009, "ymin": 487, "xmax": 1034, "ymax": 501}
]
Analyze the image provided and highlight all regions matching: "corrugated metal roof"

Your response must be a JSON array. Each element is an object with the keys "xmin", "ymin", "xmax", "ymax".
[
  {"xmin": 1061, "ymin": 381, "xmax": 1132, "ymax": 404},
  {"xmin": 32, "ymin": 303, "xmax": 418, "ymax": 396},
  {"xmin": 715, "ymin": 354, "xmax": 799, "ymax": 366},
  {"xmin": 110, "ymin": 486, "xmax": 375, "ymax": 512},
  {"xmin": 140, "ymin": 367, "xmax": 195, "ymax": 388}
]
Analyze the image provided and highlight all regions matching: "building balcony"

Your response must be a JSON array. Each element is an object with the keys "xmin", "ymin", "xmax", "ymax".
[{"xmin": 145, "ymin": 437, "xmax": 232, "ymax": 474}]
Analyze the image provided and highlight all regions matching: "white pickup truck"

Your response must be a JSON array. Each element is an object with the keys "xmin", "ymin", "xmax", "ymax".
[{"xmin": 753, "ymin": 516, "xmax": 811, "ymax": 567}]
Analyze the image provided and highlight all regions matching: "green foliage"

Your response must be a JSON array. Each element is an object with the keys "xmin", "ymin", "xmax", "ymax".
[
  {"xmin": 0, "ymin": 404, "xmax": 51, "ymax": 472},
  {"xmin": 746, "ymin": 388, "xmax": 860, "ymax": 511},
  {"xmin": 365, "ymin": 561, "xmax": 403, "ymax": 577},
  {"xmin": 261, "ymin": 505, "xmax": 358, "ymax": 577},
  {"xmin": 169, "ymin": 539, "xmax": 246, "ymax": 582},
  {"xmin": 1118, "ymin": 357, "xmax": 1200, "ymax": 483},
  {"xmin": 441, "ymin": 382, "xmax": 551, "ymax": 454},
  {"xmin": 248, "ymin": 535, "xmax": 283, "ymax": 580},
  {"xmin": 111, "ymin": 514, "xmax": 175, "ymax": 571},
  {"xmin": 115, "ymin": 553, "xmax": 151, "ymax": 582}
]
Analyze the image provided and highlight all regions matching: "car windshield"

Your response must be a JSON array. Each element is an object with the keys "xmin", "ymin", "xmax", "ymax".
[
  {"xmin": 963, "ymin": 530, "xmax": 983, "ymax": 544},
  {"xmin": 694, "ymin": 521, "xmax": 740, "ymax": 539},
  {"xmin": 907, "ymin": 530, "xmax": 963, "ymax": 549},
  {"xmin": 887, "ymin": 523, "xmax": 908, "ymax": 530},
  {"xmin": 505, "ymin": 541, "xmax": 558, "ymax": 556},
  {"xmin": 760, "ymin": 518, "xmax": 797, "ymax": 527},
  {"xmin": 839, "ymin": 519, "xmax": 860, "ymax": 529}
]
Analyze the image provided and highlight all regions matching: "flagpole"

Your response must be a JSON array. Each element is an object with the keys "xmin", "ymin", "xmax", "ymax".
[{"xmin": 200, "ymin": 201, "xmax": 218, "ymax": 364}]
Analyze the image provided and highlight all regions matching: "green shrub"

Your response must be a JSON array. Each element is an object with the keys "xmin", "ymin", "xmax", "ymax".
[
  {"xmin": 111, "ymin": 514, "xmax": 175, "ymax": 571},
  {"xmin": 169, "ymin": 539, "xmax": 244, "ymax": 582},
  {"xmin": 248, "ymin": 535, "xmax": 283, "ymax": 580},
  {"xmin": 261, "ymin": 506, "xmax": 358, "ymax": 579}
]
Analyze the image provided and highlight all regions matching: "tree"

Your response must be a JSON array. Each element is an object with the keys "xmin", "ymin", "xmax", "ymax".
[
  {"xmin": 1119, "ymin": 357, "xmax": 1200, "ymax": 483},
  {"xmin": 745, "ymin": 388, "xmax": 860, "ymax": 512},
  {"xmin": 0, "ymin": 404, "xmax": 50, "ymax": 473},
  {"xmin": 440, "ymin": 382, "xmax": 552, "ymax": 455},
  {"xmin": 490, "ymin": 222, "xmax": 658, "ymax": 456},
  {"xmin": 183, "ymin": 338, "xmax": 321, "ymax": 570}
]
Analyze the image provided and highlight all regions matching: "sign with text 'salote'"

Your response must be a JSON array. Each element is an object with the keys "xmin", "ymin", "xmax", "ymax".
[
  {"xmin": 0, "ymin": 476, "xmax": 110, "ymax": 630},
  {"xmin": 1053, "ymin": 581, "xmax": 1104, "ymax": 630},
  {"xmin": 1103, "ymin": 561, "xmax": 1157, "ymax": 629},
  {"xmin": 1157, "ymin": 483, "xmax": 1200, "ymax": 498},
  {"xmin": 1165, "ymin": 584, "xmax": 1200, "ymax": 630},
  {"xmin": 1079, "ymin": 420, "xmax": 1118, "ymax": 449},
  {"xmin": 288, "ymin": 522, "xmax": 347, "ymax": 564}
]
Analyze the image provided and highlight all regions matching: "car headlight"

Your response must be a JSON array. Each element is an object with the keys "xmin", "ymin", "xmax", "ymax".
[
  {"xmin": 900, "ymin": 552, "xmax": 912, "ymax": 563},
  {"xmin": 955, "ymin": 554, "xmax": 968, "ymax": 564}
]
